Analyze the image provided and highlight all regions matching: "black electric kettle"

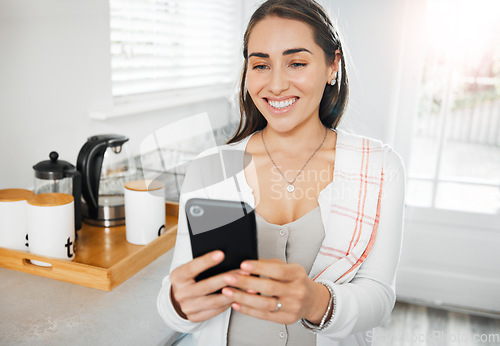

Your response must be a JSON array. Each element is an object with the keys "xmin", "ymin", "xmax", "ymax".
[
  {"xmin": 77, "ymin": 134, "xmax": 133, "ymax": 227},
  {"xmin": 33, "ymin": 151, "xmax": 82, "ymax": 230}
]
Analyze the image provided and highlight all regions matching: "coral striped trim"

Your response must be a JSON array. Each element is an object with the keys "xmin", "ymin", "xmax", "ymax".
[
  {"xmin": 346, "ymin": 256, "xmax": 355, "ymax": 266},
  {"xmin": 313, "ymin": 263, "xmax": 329, "ymax": 280},
  {"xmin": 347, "ymin": 138, "xmax": 370, "ymax": 254},
  {"xmin": 335, "ymin": 169, "xmax": 385, "ymax": 283},
  {"xmin": 331, "ymin": 204, "xmax": 376, "ymax": 222},
  {"xmin": 351, "ymin": 139, "xmax": 371, "ymax": 251},
  {"xmin": 336, "ymin": 170, "xmax": 380, "ymax": 181},
  {"xmin": 320, "ymin": 245, "xmax": 347, "ymax": 255},
  {"xmin": 336, "ymin": 143, "xmax": 383, "ymax": 152},
  {"xmin": 330, "ymin": 211, "xmax": 374, "ymax": 227},
  {"xmin": 319, "ymin": 246, "xmax": 359, "ymax": 262},
  {"xmin": 336, "ymin": 172, "xmax": 380, "ymax": 186},
  {"xmin": 318, "ymin": 250, "xmax": 343, "ymax": 260},
  {"xmin": 311, "ymin": 133, "xmax": 385, "ymax": 283}
]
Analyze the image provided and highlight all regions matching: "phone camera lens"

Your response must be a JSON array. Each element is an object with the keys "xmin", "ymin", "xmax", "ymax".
[{"xmin": 190, "ymin": 205, "xmax": 204, "ymax": 217}]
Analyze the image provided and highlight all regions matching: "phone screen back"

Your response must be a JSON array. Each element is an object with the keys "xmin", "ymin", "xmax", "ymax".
[{"xmin": 185, "ymin": 198, "xmax": 258, "ymax": 282}]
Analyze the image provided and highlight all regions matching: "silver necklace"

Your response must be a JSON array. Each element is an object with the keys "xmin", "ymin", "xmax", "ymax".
[{"xmin": 261, "ymin": 127, "xmax": 328, "ymax": 193}]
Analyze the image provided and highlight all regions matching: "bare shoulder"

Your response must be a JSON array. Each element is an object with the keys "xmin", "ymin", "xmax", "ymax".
[{"xmin": 244, "ymin": 130, "xmax": 263, "ymax": 155}]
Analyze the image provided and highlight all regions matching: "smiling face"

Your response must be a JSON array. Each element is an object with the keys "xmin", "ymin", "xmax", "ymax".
[{"xmin": 246, "ymin": 16, "xmax": 338, "ymax": 134}]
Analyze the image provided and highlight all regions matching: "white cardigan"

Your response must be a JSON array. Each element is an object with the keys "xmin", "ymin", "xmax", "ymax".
[{"xmin": 157, "ymin": 129, "xmax": 406, "ymax": 346}]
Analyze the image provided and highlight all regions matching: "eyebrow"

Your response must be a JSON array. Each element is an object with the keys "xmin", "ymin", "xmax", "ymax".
[{"xmin": 248, "ymin": 48, "xmax": 312, "ymax": 58}]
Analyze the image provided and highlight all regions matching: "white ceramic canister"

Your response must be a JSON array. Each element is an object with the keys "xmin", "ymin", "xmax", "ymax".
[
  {"xmin": 27, "ymin": 193, "xmax": 75, "ymax": 266},
  {"xmin": 124, "ymin": 180, "xmax": 165, "ymax": 245},
  {"xmin": 0, "ymin": 189, "xmax": 33, "ymax": 251}
]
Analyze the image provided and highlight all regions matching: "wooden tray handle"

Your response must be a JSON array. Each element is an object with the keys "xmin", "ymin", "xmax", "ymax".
[
  {"xmin": 22, "ymin": 258, "xmax": 54, "ymax": 269},
  {"xmin": 0, "ymin": 248, "xmax": 80, "ymax": 272}
]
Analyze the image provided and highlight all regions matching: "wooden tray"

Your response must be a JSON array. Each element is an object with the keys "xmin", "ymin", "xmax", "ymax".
[{"xmin": 0, "ymin": 202, "xmax": 179, "ymax": 291}]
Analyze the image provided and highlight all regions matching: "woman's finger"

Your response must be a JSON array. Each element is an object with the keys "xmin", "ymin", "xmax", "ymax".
[
  {"xmin": 188, "ymin": 305, "xmax": 233, "ymax": 323},
  {"xmin": 230, "ymin": 301, "xmax": 296, "ymax": 325},
  {"xmin": 222, "ymin": 287, "xmax": 279, "ymax": 312},
  {"xmin": 240, "ymin": 260, "xmax": 306, "ymax": 281},
  {"xmin": 223, "ymin": 272, "xmax": 288, "ymax": 297},
  {"xmin": 190, "ymin": 268, "xmax": 244, "ymax": 296},
  {"xmin": 180, "ymin": 292, "xmax": 234, "ymax": 317},
  {"xmin": 171, "ymin": 250, "xmax": 225, "ymax": 283}
]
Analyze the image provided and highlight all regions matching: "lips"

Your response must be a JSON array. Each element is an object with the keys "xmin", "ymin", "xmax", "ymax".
[{"xmin": 265, "ymin": 97, "xmax": 298, "ymax": 110}]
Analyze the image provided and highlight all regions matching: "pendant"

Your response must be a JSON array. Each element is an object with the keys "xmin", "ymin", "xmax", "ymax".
[{"xmin": 286, "ymin": 184, "xmax": 295, "ymax": 193}]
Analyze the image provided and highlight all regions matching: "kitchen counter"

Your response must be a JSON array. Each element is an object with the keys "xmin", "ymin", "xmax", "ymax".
[{"xmin": 0, "ymin": 247, "xmax": 180, "ymax": 345}]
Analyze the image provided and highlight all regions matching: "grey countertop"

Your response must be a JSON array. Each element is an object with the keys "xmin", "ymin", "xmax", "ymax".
[{"xmin": 0, "ymin": 248, "xmax": 180, "ymax": 346}]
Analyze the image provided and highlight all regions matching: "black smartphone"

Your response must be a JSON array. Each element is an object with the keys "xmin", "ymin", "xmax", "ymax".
[{"xmin": 185, "ymin": 198, "xmax": 258, "ymax": 282}]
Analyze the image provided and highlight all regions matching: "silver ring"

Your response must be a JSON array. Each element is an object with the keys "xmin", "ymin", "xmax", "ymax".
[{"xmin": 274, "ymin": 299, "xmax": 282, "ymax": 312}]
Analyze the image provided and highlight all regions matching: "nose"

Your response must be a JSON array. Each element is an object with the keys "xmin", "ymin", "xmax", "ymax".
[{"xmin": 268, "ymin": 67, "xmax": 289, "ymax": 95}]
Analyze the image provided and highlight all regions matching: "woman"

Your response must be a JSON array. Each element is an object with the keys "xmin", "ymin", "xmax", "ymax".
[{"xmin": 157, "ymin": 0, "xmax": 405, "ymax": 345}]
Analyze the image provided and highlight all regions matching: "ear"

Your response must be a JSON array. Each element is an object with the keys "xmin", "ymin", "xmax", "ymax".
[{"xmin": 327, "ymin": 49, "xmax": 341, "ymax": 81}]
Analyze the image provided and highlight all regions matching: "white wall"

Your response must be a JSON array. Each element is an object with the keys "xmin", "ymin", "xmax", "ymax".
[
  {"xmin": 0, "ymin": 0, "xmax": 231, "ymax": 190},
  {"xmin": 322, "ymin": 0, "xmax": 408, "ymax": 144},
  {"xmin": 397, "ymin": 208, "xmax": 500, "ymax": 315}
]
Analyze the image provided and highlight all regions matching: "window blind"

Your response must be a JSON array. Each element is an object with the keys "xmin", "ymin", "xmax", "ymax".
[{"xmin": 110, "ymin": 0, "xmax": 239, "ymax": 97}]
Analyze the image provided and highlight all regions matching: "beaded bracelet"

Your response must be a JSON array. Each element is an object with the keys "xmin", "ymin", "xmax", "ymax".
[{"xmin": 299, "ymin": 282, "xmax": 336, "ymax": 333}]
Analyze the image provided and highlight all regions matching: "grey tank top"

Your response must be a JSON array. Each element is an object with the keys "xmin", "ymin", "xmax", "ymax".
[{"xmin": 227, "ymin": 206, "xmax": 325, "ymax": 346}]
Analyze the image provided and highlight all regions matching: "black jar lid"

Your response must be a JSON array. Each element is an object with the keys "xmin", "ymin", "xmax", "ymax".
[{"xmin": 33, "ymin": 151, "xmax": 76, "ymax": 180}]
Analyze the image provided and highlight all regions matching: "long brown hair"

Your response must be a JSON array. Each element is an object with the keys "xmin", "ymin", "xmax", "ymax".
[{"xmin": 227, "ymin": 0, "xmax": 349, "ymax": 144}]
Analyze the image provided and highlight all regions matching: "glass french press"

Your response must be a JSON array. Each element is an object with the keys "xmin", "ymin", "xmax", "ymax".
[{"xmin": 33, "ymin": 151, "xmax": 82, "ymax": 230}]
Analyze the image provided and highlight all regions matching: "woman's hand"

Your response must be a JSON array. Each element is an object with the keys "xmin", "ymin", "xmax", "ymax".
[
  {"xmin": 169, "ymin": 250, "xmax": 236, "ymax": 323},
  {"xmin": 221, "ymin": 259, "xmax": 331, "ymax": 325}
]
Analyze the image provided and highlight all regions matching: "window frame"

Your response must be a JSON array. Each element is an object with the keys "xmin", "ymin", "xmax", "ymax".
[
  {"xmin": 392, "ymin": 0, "xmax": 500, "ymax": 218},
  {"xmin": 90, "ymin": 1, "xmax": 244, "ymax": 120}
]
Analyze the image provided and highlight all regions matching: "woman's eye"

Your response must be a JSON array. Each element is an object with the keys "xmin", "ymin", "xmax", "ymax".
[
  {"xmin": 252, "ymin": 64, "xmax": 268, "ymax": 71},
  {"xmin": 291, "ymin": 62, "xmax": 307, "ymax": 68}
]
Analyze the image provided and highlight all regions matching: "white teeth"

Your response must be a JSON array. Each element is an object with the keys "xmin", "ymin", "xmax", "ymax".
[{"xmin": 268, "ymin": 98, "xmax": 297, "ymax": 109}]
